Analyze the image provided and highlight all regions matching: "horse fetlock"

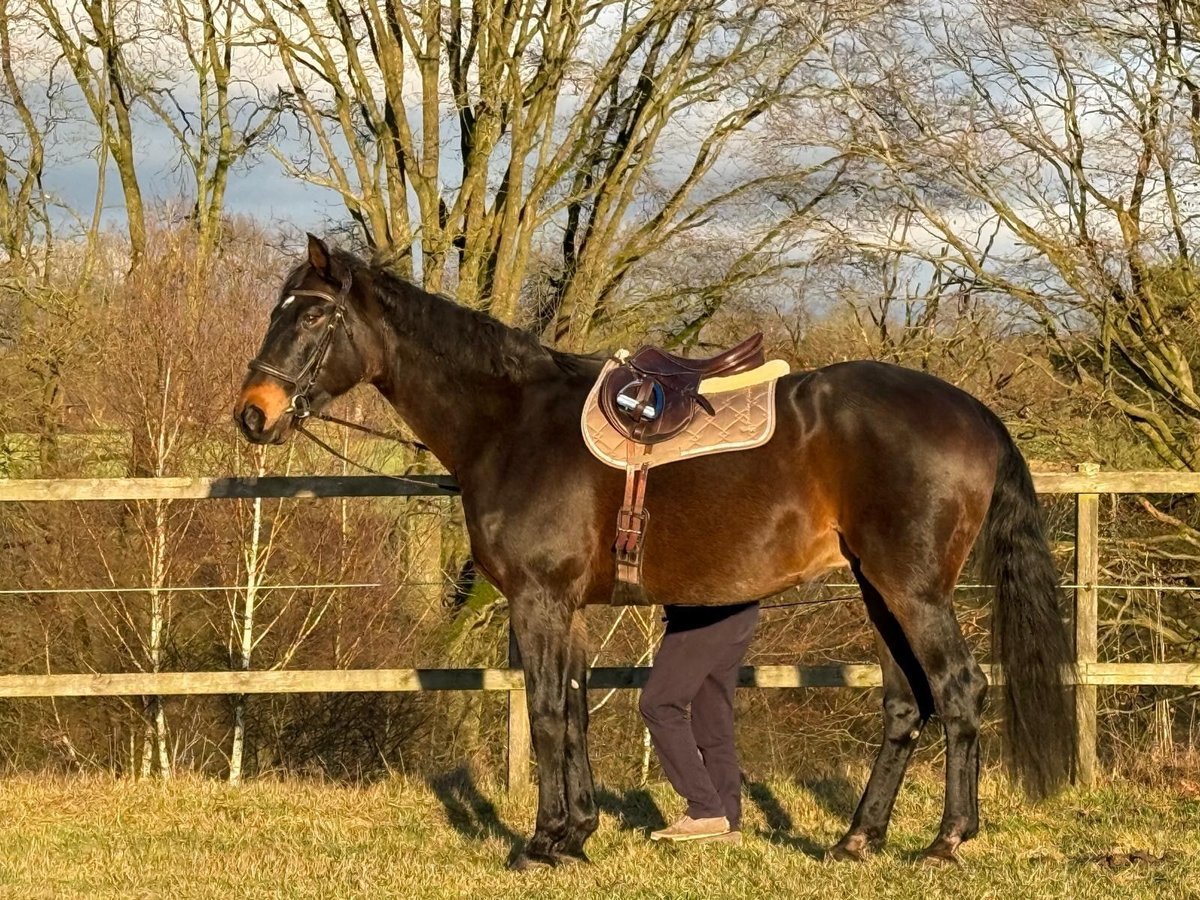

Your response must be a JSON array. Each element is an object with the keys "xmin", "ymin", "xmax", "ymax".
[
  {"xmin": 569, "ymin": 809, "xmax": 600, "ymax": 837},
  {"xmin": 828, "ymin": 830, "xmax": 884, "ymax": 862},
  {"xmin": 921, "ymin": 832, "xmax": 964, "ymax": 865}
]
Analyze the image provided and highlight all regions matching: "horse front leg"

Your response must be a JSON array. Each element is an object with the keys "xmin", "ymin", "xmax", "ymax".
[
  {"xmin": 508, "ymin": 590, "xmax": 592, "ymax": 869},
  {"xmin": 559, "ymin": 613, "xmax": 598, "ymax": 859}
]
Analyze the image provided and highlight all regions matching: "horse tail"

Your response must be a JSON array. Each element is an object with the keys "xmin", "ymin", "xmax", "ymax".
[{"xmin": 979, "ymin": 425, "xmax": 1075, "ymax": 799}]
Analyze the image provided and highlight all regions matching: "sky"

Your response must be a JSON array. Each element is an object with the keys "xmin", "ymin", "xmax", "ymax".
[{"xmin": 39, "ymin": 115, "xmax": 337, "ymax": 236}]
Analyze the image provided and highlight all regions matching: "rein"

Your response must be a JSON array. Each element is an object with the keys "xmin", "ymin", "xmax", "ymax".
[
  {"xmin": 294, "ymin": 419, "xmax": 456, "ymax": 492},
  {"xmin": 309, "ymin": 411, "xmax": 429, "ymax": 453}
]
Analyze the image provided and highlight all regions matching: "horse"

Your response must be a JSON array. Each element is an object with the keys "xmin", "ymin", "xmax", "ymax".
[{"xmin": 235, "ymin": 235, "xmax": 1074, "ymax": 868}]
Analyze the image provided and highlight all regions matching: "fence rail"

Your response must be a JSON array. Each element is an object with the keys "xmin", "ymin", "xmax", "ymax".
[
  {"xmin": 1, "ymin": 466, "xmax": 1198, "ymax": 788},
  {"xmin": 0, "ymin": 662, "xmax": 1195, "ymax": 698},
  {"xmin": 0, "ymin": 474, "xmax": 459, "ymax": 501}
]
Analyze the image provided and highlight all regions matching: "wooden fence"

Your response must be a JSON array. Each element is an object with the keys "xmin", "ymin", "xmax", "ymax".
[{"xmin": 1, "ymin": 467, "xmax": 1198, "ymax": 789}]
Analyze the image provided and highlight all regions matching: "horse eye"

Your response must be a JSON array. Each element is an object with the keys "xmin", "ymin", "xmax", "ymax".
[{"xmin": 301, "ymin": 312, "xmax": 323, "ymax": 327}]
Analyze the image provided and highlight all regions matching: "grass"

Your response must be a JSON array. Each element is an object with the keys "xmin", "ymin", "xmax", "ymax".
[{"xmin": 0, "ymin": 768, "xmax": 1195, "ymax": 899}]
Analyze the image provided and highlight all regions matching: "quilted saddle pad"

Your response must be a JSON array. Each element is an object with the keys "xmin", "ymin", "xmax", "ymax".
[{"xmin": 582, "ymin": 359, "xmax": 780, "ymax": 469}]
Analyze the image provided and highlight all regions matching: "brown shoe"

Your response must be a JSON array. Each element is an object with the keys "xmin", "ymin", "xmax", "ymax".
[{"xmin": 650, "ymin": 815, "xmax": 730, "ymax": 842}]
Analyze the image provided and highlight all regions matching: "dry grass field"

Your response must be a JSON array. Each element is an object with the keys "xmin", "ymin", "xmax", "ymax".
[{"xmin": 0, "ymin": 768, "xmax": 1194, "ymax": 899}]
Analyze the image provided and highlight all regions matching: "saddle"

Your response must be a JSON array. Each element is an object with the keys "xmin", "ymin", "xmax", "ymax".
[
  {"xmin": 598, "ymin": 333, "xmax": 765, "ymax": 445},
  {"xmin": 593, "ymin": 333, "xmax": 771, "ymax": 588}
]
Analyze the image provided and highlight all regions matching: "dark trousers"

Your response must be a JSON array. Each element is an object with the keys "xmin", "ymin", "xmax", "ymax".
[{"xmin": 638, "ymin": 602, "xmax": 759, "ymax": 829}]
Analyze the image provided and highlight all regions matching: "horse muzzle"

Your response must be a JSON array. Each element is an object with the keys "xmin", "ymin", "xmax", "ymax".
[{"xmin": 235, "ymin": 380, "xmax": 294, "ymax": 444}]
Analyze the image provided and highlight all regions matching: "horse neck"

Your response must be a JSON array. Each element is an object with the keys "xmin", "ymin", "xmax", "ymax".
[{"xmin": 367, "ymin": 283, "xmax": 542, "ymax": 473}]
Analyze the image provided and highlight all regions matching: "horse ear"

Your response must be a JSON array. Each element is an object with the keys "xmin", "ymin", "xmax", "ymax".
[{"xmin": 307, "ymin": 233, "xmax": 332, "ymax": 278}]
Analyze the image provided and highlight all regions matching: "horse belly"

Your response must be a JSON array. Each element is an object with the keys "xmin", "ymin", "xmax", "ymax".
[{"xmin": 637, "ymin": 464, "xmax": 845, "ymax": 606}]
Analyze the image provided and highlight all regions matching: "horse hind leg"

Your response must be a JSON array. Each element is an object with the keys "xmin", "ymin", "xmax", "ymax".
[
  {"xmin": 867, "ymin": 576, "xmax": 988, "ymax": 864},
  {"xmin": 829, "ymin": 566, "xmax": 934, "ymax": 861},
  {"xmin": 914, "ymin": 605, "xmax": 987, "ymax": 864}
]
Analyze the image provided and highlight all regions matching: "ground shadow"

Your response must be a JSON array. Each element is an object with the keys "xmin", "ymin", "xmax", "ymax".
[
  {"xmin": 797, "ymin": 775, "xmax": 859, "ymax": 820},
  {"xmin": 745, "ymin": 780, "xmax": 828, "ymax": 859},
  {"xmin": 596, "ymin": 786, "xmax": 667, "ymax": 832},
  {"xmin": 427, "ymin": 766, "xmax": 522, "ymax": 849}
]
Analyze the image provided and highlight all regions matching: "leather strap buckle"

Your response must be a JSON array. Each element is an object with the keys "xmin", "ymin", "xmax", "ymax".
[{"xmin": 616, "ymin": 506, "xmax": 649, "ymax": 551}]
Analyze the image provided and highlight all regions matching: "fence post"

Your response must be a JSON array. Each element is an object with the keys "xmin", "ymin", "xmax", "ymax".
[
  {"xmin": 1073, "ymin": 462, "xmax": 1100, "ymax": 785},
  {"xmin": 507, "ymin": 621, "xmax": 531, "ymax": 792}
]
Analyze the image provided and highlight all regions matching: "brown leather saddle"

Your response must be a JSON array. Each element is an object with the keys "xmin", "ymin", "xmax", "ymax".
[
  {"xmin": 596, "ymin": 333, "xmax": 765, "ymax": 586},
  {"xmin": 598, "ymin": 333, "xmax": 765, "ymax": 443}
]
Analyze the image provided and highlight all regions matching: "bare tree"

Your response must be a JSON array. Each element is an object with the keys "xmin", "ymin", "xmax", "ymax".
[
  {"xmin": 813, "ymin": 0, "xmax": 1200, "ymax": 468},
  {"xmin": 136, "ymin": 0, "xmax": 281, "ymax": 262},
  {"xmin": 0, "ymin": 0, "xmax": 50, "ymax": 273},
  {"xmin": 245, "ymin": 0, "xmax": 855, "ymax": 343},
  {"xmin": 35, "ymin": 0, "xmax": 148, "ymax": 267}
]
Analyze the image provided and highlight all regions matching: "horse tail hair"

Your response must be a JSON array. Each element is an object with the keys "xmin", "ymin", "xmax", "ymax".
[{"xmin": 979, "ymin": 424, "xmax": 1075, "ymax": 799}]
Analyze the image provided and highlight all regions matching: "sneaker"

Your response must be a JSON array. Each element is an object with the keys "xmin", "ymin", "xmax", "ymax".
[{"xmin": 650, "ymin": 815, "xmax": 730, "ymax": 842}]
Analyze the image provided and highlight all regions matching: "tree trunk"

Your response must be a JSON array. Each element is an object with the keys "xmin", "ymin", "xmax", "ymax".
[{"xmin": 230, "ymin": 463, "xmax": 266, "ymax": 785}]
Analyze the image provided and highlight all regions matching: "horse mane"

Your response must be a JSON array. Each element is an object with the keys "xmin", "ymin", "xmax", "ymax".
[{"xmin": 293, "ymin": 248, "xmax": 593, "ymax": 382}]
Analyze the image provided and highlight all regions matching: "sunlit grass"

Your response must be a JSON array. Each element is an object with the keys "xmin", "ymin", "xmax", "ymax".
[{"xmin": 0, "ymin": 769, "xmax": 1193, "ymax": 899}]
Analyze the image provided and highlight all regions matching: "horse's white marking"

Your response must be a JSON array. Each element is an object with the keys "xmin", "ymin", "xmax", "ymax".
[
  {"xmin": 570, "ymin": 678, "xmax": 580, "ymax": 690},
  {"xmin": 280, "ymin": 295, "xmax": 295, "ymax": 308}
]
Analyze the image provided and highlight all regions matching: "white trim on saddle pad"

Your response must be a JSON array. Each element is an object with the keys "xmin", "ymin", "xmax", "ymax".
[{"xmin": 580, "ymin": 359, "xmax": 786, "ymax": 470}]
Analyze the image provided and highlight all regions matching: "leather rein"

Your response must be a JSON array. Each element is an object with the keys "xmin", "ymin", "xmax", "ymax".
[{"xmin": 246, "ymin": 280, "xmax": 450, "ymax": 490}]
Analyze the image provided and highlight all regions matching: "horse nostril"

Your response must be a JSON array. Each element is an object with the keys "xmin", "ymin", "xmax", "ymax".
[{"xmin": 240, "ymin": 404, "xmax": 266, "ymax": 435}]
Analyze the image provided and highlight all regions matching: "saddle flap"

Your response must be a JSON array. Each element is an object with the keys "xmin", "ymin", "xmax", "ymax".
[{"xmin": 597, "ymin": 365, "xmax": 696, "ymax": 445}]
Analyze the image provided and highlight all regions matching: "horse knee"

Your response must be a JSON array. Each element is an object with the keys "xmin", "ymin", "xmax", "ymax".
[{"xmin": 882, "ymin": 696, "xmax": 924, "ymax": 743}]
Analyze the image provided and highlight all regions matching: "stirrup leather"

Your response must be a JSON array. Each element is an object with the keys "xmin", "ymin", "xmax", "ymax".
[{"xmin": 615, "ymin": 445, "xmax": 652, "ymax": 585}]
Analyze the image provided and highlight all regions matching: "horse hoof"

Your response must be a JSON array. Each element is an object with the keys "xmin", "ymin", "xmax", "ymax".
[
  {"xmin": 508, "ymin": 850, "xmax": 556, "ymax": 871},
  {"xmin": 826, "ymin": 835, "xmax": 875, "ymax": 862},
  {"xmin": 826, "ymin": 846, "xmax": 867, "ymax": 863},
  {"xmin": 508, "ymin": 847, "xmax": 588, "ymax": 871},
  {"xmin": 921, "ymin": 847, "xmax": 960, "ymax": 867}
]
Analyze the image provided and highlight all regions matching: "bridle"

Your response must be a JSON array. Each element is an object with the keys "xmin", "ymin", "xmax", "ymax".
[
  {"xmin": 243, "ymin": 274, "xmax": 454, "ymax": 491},
  {"xmin": 246, "ymin": 278, "xmax": 351, "ymax": 421}
]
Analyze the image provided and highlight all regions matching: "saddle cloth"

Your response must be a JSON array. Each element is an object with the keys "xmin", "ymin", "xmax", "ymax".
[{"xmin": 582, "ymin": 359, "xmax": 780, "ymax": 468}]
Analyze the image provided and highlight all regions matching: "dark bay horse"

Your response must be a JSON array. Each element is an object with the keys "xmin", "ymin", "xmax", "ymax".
[{"xmin": 235, "ymin": 236, "xmax": 1074, "ymax": 867}]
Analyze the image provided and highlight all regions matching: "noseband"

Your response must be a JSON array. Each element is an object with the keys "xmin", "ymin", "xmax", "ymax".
[{"xmin": 246, "ymin": 280, "xmax": 351, "ymax": 419}]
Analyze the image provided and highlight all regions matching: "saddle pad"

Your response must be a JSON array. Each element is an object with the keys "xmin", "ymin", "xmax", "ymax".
[
  {"xmin": 582, "ymin": 359, "xmax": 779, "ymax": 469},
  {"xmin": 699, "ymin": 358, "xmax": 790, "ymax": 394}
]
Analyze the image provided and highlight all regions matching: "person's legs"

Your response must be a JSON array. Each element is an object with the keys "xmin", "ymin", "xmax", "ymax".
[
  {"xmin": 638, "ymin": 628, "xmax": 725, "ymax": 822},
  {"xmin": 690, "ymin": 604, "xmax": 758, "ymax": 830},
  {"xmin": 639, "ymin": 603, "xmax": 760, "ymax": 828}
]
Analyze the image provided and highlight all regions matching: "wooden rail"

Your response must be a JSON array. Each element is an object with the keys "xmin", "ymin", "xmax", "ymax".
[
  {"xmin": 1, "ymin": 466, "xmax": 1197, "ymax": 790},
  {"xmin": 0, "ymin": 474, "xmax": 459, "ymax": 501},
  {"xmin": 0, "ymin": 662, "xmax": 1194, "ymax": 698}
]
